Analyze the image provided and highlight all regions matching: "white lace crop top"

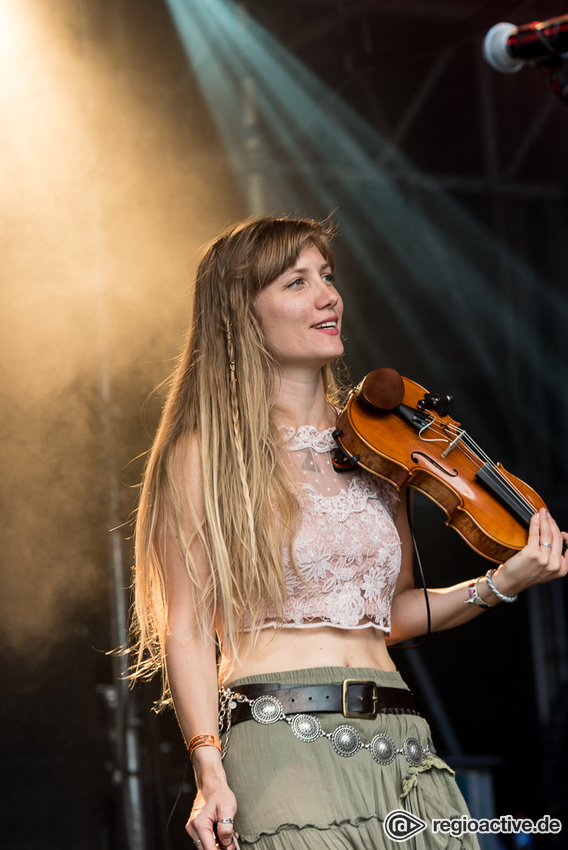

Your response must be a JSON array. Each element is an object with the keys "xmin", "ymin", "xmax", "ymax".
[{"xmin": 262, "ymin": 425, "xmax": 402, "ymax": 633}]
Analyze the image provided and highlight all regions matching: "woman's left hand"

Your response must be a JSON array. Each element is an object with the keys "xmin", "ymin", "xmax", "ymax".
[{"xmin": 495, "ymin": 508, "xmax": 568, "ymax": 597}]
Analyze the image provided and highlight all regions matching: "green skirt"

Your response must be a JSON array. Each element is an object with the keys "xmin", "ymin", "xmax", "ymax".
[{"xmin": 223, "ymin": 666, "xmax": 480, "ymax": 849}]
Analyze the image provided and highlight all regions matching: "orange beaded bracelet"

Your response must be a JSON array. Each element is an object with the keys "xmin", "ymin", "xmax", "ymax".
[{"xmin": 187, "ymin": 733, "xmax": 222, "ymax": 760}]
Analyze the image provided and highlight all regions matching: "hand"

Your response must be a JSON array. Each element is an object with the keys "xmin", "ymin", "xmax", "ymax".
[
  {"xmin": 186, "ymin": 784, "xmax": 238, "ymax": 850},
  {"xmin": 498, "ymin": 509, "xmax": 568, "ymax": 595}
]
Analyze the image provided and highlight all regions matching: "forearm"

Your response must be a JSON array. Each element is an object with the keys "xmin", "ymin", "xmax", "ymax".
[
  {"xmin": 391, "ymin": 490, "xmax": 501, "ymax": 638},
  {"xmin": 166, "ymin": 630, "xmax": 227, "ymax": 788},
  {"xmin": 167, "ymin": 632, "xmax": 238, "ymax": 849},
  {"xmin": 389, "ymin": 573, "xmax": 501, "ymax": 643},
  {"xmin": 390, "ymin": 492, "xmax": 509, "ymax": 642},
  {"xmin": 390, "ymin": 508, "xmax": 568, "ymax": 643}
]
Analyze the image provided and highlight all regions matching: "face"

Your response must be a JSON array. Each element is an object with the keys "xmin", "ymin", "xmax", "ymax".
[{"xmin": 255, "ymin": 244, "xmax": 344, "ymax": 373}]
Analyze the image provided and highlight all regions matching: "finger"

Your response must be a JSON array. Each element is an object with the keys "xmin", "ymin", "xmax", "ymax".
[
  {"xmin": 535, "ymin": 515, "xmax": 567, "ymax": 584},
  {"xmin": 185, "ymin": 825, "xmax": 203, "ymax": 848},
  {"xmin": 550, "ymin": 522, "xmax": 568, "ymax": 570},
  {"xmin": 216, "ymin": 817, "xmax": 236, "ymax": 847},
  {"xmin": 187, "ymin": 821, "xmax": 217, "ymax": 850},
  {"xmin": 541, "ymin": 515, "xmax": 567, "ymax": 565},
  {"xmin": 538, "ymin": 508, "xmax": 551, "ymax": 538},
  {"xmin": 527, "ymin": 510, "xmax": 542, "ymax": 548},
  {"xmin": 200, "ymin": 827, "xmax": 219, "ymax": 850},
  {"xmin": 185, "ymin": 822, "xmax": 204, "ymax": 848},
  {"xmin": 535, "ymin": 508, "xmax": 555, "ymax": 554},
  {"xmin": 547, "ymin": 515, "xmax": 563, "ymax": 555}
]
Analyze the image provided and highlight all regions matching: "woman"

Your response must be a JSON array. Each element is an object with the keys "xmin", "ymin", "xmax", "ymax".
[{"xmin": 131, "ymin": 215, "xmax": 567, "ymax": 850}]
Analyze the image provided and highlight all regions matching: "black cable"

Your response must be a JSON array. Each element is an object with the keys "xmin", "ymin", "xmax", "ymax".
[
  {"xmin": 393, "ymin": 487, "xmax": 431, "ymax": 649},
  {"xmin": 165, "ymin": 751, "xmax": 192, "ymax": 839}
]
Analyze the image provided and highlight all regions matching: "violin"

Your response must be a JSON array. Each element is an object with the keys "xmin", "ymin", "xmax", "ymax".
[{"xmin": 333, "ymin": 368, "xmax": 550, "ymax": 564}]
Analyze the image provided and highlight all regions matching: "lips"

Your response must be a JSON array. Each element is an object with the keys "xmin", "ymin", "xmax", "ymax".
[{"xmin": 312, "ymin": 316, "xmax": 338, "ymax": 330}]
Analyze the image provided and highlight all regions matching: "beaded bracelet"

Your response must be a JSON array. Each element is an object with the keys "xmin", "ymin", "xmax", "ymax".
[
  {"xmin": 486, "ymin": 568, "xmax": 518, "ymax": 603},
  {"xmin": 187, "ymin": 733, "xmax": 222, "ymax": 759},
  {"xmin": 464, "ymin": 576, "xmax": 496, "ymax": 609}
]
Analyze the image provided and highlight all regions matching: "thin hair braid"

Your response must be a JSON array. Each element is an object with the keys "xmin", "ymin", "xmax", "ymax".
[{"xmin": 221, "ymin": 304, "xmax": 259, "ymax": 573}]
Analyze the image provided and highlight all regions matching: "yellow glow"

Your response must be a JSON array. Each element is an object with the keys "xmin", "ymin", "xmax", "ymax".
[
  {"xmin": 0, "ymin": 0, "xmax": 238, "ymax": 656},
  {"xmin": 0, "ymin": 2, "xmax": 33, "ymax": 59}
]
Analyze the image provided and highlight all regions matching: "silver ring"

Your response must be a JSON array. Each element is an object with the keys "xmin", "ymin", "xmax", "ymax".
[
  {"xmin": 194, "ymin": 842, "xmax": 202, "ymax": 846},
  {"xmin": 541, "ymin": 542, "xmax": 552, "ymax": 548},
  {"xmin": 218, "ymin": 818, "xmax": 234, "ymax": 824}
]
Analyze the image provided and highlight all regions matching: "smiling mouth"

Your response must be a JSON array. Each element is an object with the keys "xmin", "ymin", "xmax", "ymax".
[{"xmin": 312, "ymin": 320, "xmax": 337, "ymax": 329}]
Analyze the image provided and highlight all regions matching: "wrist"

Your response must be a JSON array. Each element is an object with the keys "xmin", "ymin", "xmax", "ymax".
[
  {"xmin": 187, "ymin": 733, "xmax": 222, "ymax": 760},
  {"xmin": 485, "ymin": 566, "xmax": 519, "ymax": 603},
  {"xmin": 464, "ymin": 576, "xmax": 497, "ymax": 609},
  {"xmin": 193, "ymin": 757, "xmax": 229, "ymax": 792}
]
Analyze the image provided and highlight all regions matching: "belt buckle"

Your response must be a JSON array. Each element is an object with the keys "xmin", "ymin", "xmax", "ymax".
[{"xmin": 342, "ymin": 679, "xmax": 378, "ymax": 719}]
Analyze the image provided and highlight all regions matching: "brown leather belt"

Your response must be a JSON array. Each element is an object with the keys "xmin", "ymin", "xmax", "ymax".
[{"xmin": 229, "ymin": 679, "xmax": 419, "ymax": 725}]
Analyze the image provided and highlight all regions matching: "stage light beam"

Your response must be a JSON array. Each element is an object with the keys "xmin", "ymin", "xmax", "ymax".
[{"xmin": 164, "ymin": 0, "xmax": 567, "ymax": 414}]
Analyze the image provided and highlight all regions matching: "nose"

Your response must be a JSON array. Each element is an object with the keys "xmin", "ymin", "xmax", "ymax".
[{"xmin": 315, "ymin": 278, "xmax": 339, "ymax": 310}]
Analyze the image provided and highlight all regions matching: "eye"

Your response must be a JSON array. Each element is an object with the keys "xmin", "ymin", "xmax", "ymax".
[
  {"xmin": 322, "ymin": 272, "xmax": 335, "ymax": 285},
  {"xmin": 286, "ymin": 277, "xmax": 303, "ymax": 289}
]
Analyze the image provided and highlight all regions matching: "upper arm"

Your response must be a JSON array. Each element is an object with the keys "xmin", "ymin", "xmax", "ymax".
[
  {"xmin": 388, "ymin": 487, "xmax": 429, "ymax": 643},
  {"xmin": 392, "ymin": 486, "xmax": 415, "ymax": 596},
  {"xmin": 160, "ymin": 438, "xmax": 221, "ymax": 742},
  {"xmin": 160, "ymin": 435, "xmax": 212, "ymax": 638}
]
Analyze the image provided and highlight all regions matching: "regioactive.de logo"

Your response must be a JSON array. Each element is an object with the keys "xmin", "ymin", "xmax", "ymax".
[{"xmin": 383, "ymin": 810, "xmax": 428, "ymax": 842}]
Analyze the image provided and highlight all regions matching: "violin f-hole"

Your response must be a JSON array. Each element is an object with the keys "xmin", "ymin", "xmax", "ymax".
[{"xmin": 411, "ymin": 451, "xmax": 459, "ymax": 478}]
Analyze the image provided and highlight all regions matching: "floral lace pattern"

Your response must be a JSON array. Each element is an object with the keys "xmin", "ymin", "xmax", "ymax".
[{"xmin": 263, "ymin": 426, "xmax": 401, "ymax": 632}]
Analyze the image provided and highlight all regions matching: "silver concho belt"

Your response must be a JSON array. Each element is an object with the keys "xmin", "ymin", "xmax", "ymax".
[{"xmin": 218, "ymin": 686, "xmax": 436, "ymax": 765}]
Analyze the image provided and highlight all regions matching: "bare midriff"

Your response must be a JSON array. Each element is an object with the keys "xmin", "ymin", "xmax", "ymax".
[{"xmin": 219, "ymin": 625, "xmax": 396, "ymax": 685}]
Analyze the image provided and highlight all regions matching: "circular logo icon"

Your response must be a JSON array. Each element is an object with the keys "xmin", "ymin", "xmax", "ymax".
[{"xmin": 383, "ymin": 810, "xmax": 427, "ymax": 842}]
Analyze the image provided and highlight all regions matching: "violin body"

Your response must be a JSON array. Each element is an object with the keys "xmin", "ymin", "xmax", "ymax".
[{"xmin": 334, "ymin": 369, "xmax": 548, "ymax": 563}]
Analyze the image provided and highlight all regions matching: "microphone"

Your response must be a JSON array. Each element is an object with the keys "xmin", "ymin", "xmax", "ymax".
[{"xmin": 483, "ymin": 14, "xmax": 568, "ymax": 74}]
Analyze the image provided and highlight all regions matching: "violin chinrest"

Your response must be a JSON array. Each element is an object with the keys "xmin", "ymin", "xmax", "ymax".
[{"xmin": 358, "ymin": 368, "xmax": 405, "ymax": 411}]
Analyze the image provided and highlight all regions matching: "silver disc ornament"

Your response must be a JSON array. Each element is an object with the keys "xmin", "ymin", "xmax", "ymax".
[
  {"xmin": 251, "ymin": 695, "xmax": 283, "ymax": 724},
  {"xmin": 369, "ymin": 733, "xmax": 396, "ymax": 765},
  {"xmin": 330, "ymin": 725, "xmax": 361, "ymax": 757},
  {"xmin": 290, "ymin": 714, "xmax": 322, "ymax": 743},
  {"xmin": 403, "ymin": 736, "xmax": 424, "ymax": 766}
]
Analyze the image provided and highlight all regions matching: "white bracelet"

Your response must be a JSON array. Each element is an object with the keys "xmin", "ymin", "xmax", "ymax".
[
  {"xmin": 464, "ymin": 576, "xmax": 496, "ymax": 609},
  {"xmin": 485, "ymin": 568, "xmax": 518, "ymax": 603}
]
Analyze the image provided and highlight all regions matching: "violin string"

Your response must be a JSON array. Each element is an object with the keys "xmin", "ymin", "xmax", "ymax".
[
  {"xmin": 403, "ymin": 414, "xmax": 537, "ymax": 519},
  {"xmin": 413, "ymin": 420, "xmax": 491, "ymax": 477},
  {"xmin": 416, "ymin": 419, "xmax": 536, "ymax": 519},
  {"xmin": 442, "ymin": 428, "xmax": 534, "ymax": 516},
  {"xmin": 461, "ymin": 432, "xmax": 536, "ymax": 517}
]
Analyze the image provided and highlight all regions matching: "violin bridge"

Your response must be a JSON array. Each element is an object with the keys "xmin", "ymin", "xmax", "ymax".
[{"xmin": 441, "ymin": 432, "xmax": 464, "ymax": 458}]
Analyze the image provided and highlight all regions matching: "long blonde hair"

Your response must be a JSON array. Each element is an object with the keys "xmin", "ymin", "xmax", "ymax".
[{"xmin": 130, "ymin": 215, "xmax": 344, "ymax": 703}]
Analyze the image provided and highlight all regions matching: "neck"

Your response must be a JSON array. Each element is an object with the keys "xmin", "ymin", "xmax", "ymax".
[{"xmin": 271, "ymin": 368, "xmax": 334, "ymax": 430}]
